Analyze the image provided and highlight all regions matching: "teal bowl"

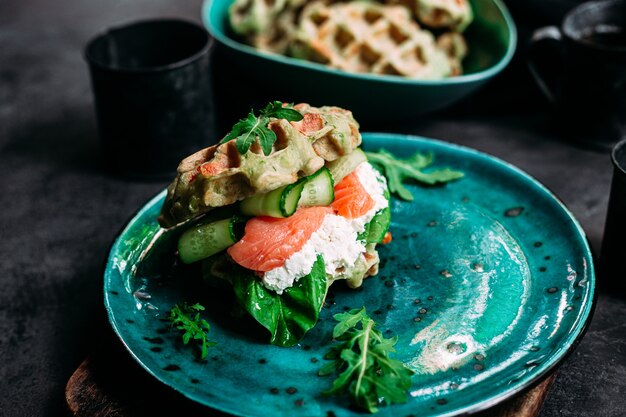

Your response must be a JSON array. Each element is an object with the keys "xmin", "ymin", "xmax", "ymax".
[{"xmin": 202, "ymin": 0, "xmax": 517, "ymax": 121}]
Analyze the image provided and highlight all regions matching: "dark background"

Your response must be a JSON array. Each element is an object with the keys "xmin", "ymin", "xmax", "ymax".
[{"xmin": 1, "ymin": 0, "xmax": 625, "ymax": 416}]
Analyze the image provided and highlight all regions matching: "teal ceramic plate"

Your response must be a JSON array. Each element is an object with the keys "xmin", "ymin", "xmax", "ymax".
[
  {"xmin": 202, "ymin": 0, "xmax": 517, "ymax": 120},
  {"xmin": 104, "ymin": 134, "xmax": 594, "ymax": 417}
]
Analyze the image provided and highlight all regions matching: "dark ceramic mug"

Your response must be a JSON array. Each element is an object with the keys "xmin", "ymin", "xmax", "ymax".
[
  {"xmin": 85, "ymin": 19, "xmax": 214, "ymax": 179},
  {"xmin": 600, "ymin": 139, "xmax": 626, "ymax": 292},
  {"xmin": 528, "ymin": 0, "xmax": 626, "ymax": 150}
]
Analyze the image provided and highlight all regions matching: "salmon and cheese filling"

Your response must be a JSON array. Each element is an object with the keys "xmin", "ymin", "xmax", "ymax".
[
  {"xmin": 226, "ymin": 161, "xmax": 388, "ymax": 294},
  {"xmin": 259, "ymin": 162, "xmax": 388, "ymax": 294}
]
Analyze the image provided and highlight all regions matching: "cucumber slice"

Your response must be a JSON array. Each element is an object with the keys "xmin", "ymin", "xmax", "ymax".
[
  {"xmin": 326, "ymin": 148, "xmax": 367, "ymax": 183},
  {"xmin": 178, "ymin": 217, "xmax": 241, "ymax": 264},
  {"xmin": 240, "ymin": 179, "xmax": 306, "ymax": 218},
  {"xmin": 299, "ymin": 167, "xmax": 334, "ymax": 207}
]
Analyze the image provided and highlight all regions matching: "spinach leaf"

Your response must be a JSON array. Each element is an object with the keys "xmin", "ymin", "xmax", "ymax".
[
  {"xmin": 358, "ymin": 187, "xmax": 391, "ymax": 244},
  {"xmin": 231, "ymin": 255, "xmax": 327, "ymax": 347}
]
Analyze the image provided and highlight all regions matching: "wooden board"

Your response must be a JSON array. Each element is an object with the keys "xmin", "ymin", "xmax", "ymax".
[{"xmin": 66, "ymin": 336, "xmax": 556, "ymax": 417}]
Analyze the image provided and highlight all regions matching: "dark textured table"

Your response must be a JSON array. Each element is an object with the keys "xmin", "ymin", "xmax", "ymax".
[{"xmin": 1, "ymin": 0, "xmax": 625, "ymax": 416}]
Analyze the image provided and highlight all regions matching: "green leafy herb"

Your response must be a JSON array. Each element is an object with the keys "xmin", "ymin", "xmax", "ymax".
[
  {"xmin": 358, "ymin": 206, "xmax": 391, "ymax": 244},
  {"xmin": 168, "ymin": 302, "xmax": 216, "ymax": 360},
  {"xmin": 230, "ymin": 255, "xmax": 327, "ymax": 347},
  {"xmin": 366, "ymin": 149, "xmax": 464, "ymax": 201},
  {"xmin": 358, "ymin": 185, "xmax": 391, "ymax": 244},
  {"xmin": 319, "ymin": 308, "xmax": 413, "ymax": 413},
  {"xmin": 221, "ymin": 101, "xmax": 304, "ymax": 155}
]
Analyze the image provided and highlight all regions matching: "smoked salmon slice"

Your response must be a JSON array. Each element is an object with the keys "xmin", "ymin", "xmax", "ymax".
[
  {"xmin": 331, "ymin": 170, "xmax": 374, "ymax": 219},
  {"xmin": 229, "ymin": 168, "xmax": 375, "ymax": 272},
  {"xmin": 228, "ymin": 206, "xmax": 332, "ymax": 272}
]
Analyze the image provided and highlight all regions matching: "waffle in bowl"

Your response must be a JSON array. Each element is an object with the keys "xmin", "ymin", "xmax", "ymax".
[
  {"xmin": 159, "ymin": 104, "xmax": 361, "ymax": 227},
  {"xmin": 415, "ymin": 0, "xmax": 473, "ymax": 31},
  {"xmin": 290, "ymin": 1, "xmax": 455, "ymax": 79},
  {"xmin": 230, "ymin": 0, "xmax": 307, "ymax": 54},
  {"xmin": 387, "ymin": 0, "xmax": 473, "ymax": 31}
]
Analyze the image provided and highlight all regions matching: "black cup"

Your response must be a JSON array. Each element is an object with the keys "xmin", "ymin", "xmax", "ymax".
[
  {"xmin": 528, "ymin": 0, "xmax": 626, "ymax": 150},
  {"xmin": 85, "ymin": 19, "xmax": 214, "ymax": 179},
  {"xmin": 600, "ymin": 139, "xmax": 626, "ymax": 292}
]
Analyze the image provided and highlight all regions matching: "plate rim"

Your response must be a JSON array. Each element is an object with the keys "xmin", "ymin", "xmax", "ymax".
[{"xmin": 104, "ymin": 133, "xmax": 596, "ymax": 417}]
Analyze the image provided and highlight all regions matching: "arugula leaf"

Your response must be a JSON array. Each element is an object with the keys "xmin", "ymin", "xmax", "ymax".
[
  {"xmin": 221, "ymin": 101, "xmax": 304, "ymax": 155},
  {"xmin": 366, "ymin": 149, "xmax": 464, "ymax": 201},
  {"xmin": 225, "ymin": 111, "xmax": 262, "ymax": 154},
  {"xmin": 319, "ymin": 308, "xmax": 413, "ymax": 413},
  {"xmin": 331, "ymin": 308, "xmax": 369, "ymax": 338},
  {"xmin": 230, "ymin": 255, "xmax": 327, "ymax": 347},
  {"xmin": 262, "ymin": 101, "xmax": 303, "ymax": 121},
  {"xmin": 168, "ymin": 302, "xmax": 216, "ymax": 360},
  {"xmin": 255, "ymin": 123, "xmax": 277, "ymax": 156}
]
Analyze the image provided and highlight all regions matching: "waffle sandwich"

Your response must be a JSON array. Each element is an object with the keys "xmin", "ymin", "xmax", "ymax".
[{"xmin": 159, "ymin": 103, "xmax": 391, "ymax": 346}]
